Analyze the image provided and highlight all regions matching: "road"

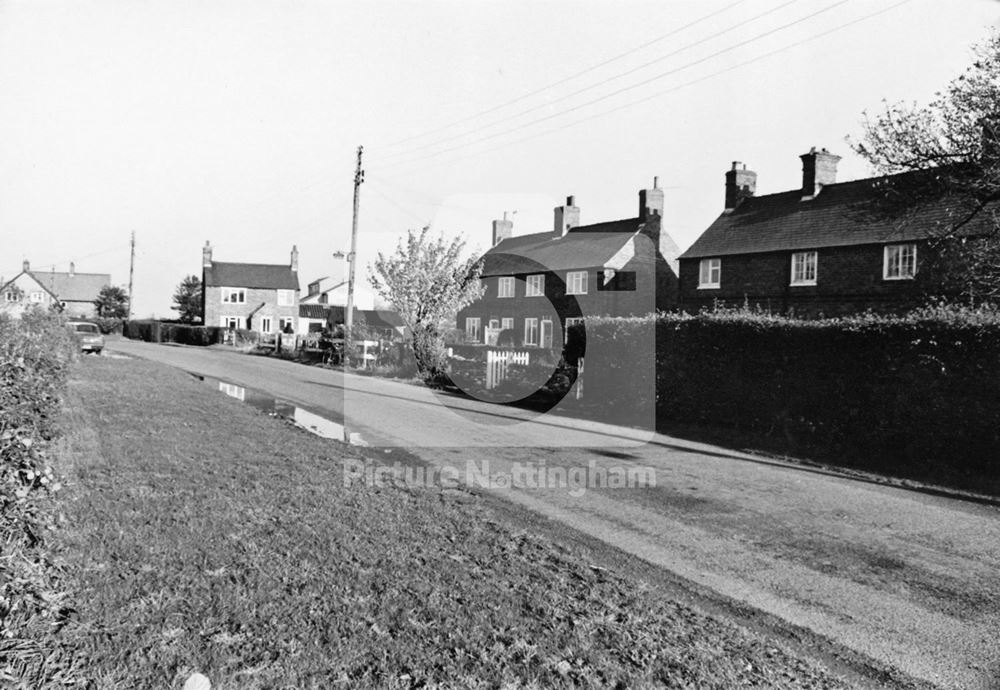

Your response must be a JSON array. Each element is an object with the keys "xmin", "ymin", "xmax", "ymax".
[{"xmin": 107, "ymin": 339, "xmax": 1000, "ymax": 689}]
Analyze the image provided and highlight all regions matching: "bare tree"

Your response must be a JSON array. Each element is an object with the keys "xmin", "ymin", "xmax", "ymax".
[
  {"xmin": 369, "ymin": 227, "xmax": 484, "ymax": 380},
  {"xmin": 850, "ymin": 29, "xmax": 1000, "ymax": 302}
]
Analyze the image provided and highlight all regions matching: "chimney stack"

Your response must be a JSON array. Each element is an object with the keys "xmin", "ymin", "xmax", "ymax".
[
  {"xmin": 69, "ymin": 262, "xmax": 75, "ymax": 277},
  {"xmin": 291, "ymin": 245, "xmax": 299, "ymax": 272},
  {"xmin": 553, "ymin": 195, "xmax": 580, "ymax": 237},
  {"xmin": 800, "ymin": 147, "xmax": 841, "ymax": 200},
  {"xmin": 724, "ymin": 162, "xmax": 757, "ymax": 211},
  {"xmin": 202, "ymin": 241, "xmax": 213, "ymax": 268},
  {"xmin": 22, "ymin": 259, "xmax": 29, "ymax": 272},
  {"xmin": 639, "ymin": 176, "xmax": 664, "ymax": 220},
  {"xmin": 492, "ymin": 211, "xmax": 514, "ymax": 246}
]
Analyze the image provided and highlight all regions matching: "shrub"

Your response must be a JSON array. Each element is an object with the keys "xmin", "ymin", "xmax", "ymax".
[
  {"xmin": 92, "ymin": 316, "xmax": 123, "ymax": 334},
  {"xmin": 123, "ymin": 320, "xmax": 222, "ymax": 346},
  {"xmin": 0, "ymin": 310, "xmax": 78, "ymax": 683}
]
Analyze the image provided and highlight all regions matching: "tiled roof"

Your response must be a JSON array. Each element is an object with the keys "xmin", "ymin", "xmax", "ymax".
[
  {"xmin": 29, "ymin": 271, "xmax": 110, "ymax": 302},
  {"xmin": 299, "ymin": 303, "xmax": 330, "ymax": 319},
  {"xmin": 204, "ymin": 262, "xmax": 299, "ymax": 290},
  {"xmin": 300, "ymin": 305, "xmax": 404, "ymax": 329},
  {"xmin": 681, "ymin": 171, "xmax": 998, "ymax": 259},
  {"xmin": 482, "ymin": 218, "xmax": 641, "ymax": 276}
]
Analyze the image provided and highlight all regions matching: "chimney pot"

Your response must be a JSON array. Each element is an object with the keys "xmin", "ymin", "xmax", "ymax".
[
  {"xmin": 202, "ymin": 241, "xmax": 213, "ymax": 268},
  {"xmin": 553, "ymin": 196, "xmax": 580, "ymax": 237},
  {"xmin": 725, "ymin": 162, "xmax": 757, "ymax": 211},
  {"xmin": 22, "ymin": 259, "xmax": 29, "ymax": 272},
  {"xmin": 69, "ymin": 262, "xmax": 75, "ymax": 276},
  {"xmin": 291, "ymin": 245, "xmax": 299, "ymax": 272}
]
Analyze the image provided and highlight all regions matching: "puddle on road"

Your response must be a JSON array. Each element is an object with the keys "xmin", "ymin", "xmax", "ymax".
[{"xmin": 191, "ymin": 373, "xmax": 366, "ymax": 446}]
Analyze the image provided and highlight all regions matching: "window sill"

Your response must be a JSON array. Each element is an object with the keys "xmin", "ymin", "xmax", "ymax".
[
  {"xmin": 566, "ymin": 291, "xmax": 587, "ymax": 296},
  {"xmin": 883, "ymin": 275, "xmax": 916, "ymax": 281},
  {"xmin": 696, "ymin": 284, "xmax": 720, "ymax": 290},
  {"xmin": 789, "ymin": 281, "xmax": 817, "ymax": 287}
]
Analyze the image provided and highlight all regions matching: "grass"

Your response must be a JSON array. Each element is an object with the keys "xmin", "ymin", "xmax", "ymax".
[{"xmin": 48, "ymin": 356, "xmax": 854, "ymax": 688}]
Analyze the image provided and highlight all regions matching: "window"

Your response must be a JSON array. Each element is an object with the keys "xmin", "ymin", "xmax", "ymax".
[
  {"xmin": 698, "ymin": 258, "xmax": 721, "ymax": 288},
  {"xmin": 526, "ymin": 274, "xmax": 544, "ymax": 297},
  {"xmin": 524, "ymin": 318, "xmax": 539, "ymax": 346},
  {"xmin": 566, "ymin": 271, "xmax": 588, "ymax": 295},
  {"xmin": 884, "ymin": 244, "xmax": 917, "ymax": 280},
  {"xmin": 222, "ymin": 316, "xmax": 240, "ymax": 329},
  {"xmin": 4, "ymin": 291, "xmax": 18, "ymax": 302},
  {"xmin": 279, "ymin": 318, "xmax": 294, "ymax": 333},
  {"xmin": 221, "ymin": 287, "xmax": 246, "ymax": 304},
  {"xmin": 488, "ymin": 319, "xmax": 499, "ymax": 330},
  {"xmin": 260, "ymin": 316, "xmax": 272, "ymax": 333},
  {"xmin": 29, "ymin": 291, "xmax": 44, "ymax": 302},
  {"xmin": 564, "ymin": 317, "xmax": 584, "ymax": 343},
  {"xmin": 501, "ymin": 317, "xmax": 514, "ymax": 331},
  {"xmin": 465, "ymin": 317, "xmax": 481, "ymax": 343},
  {"xmin": 277, "ymin": 289, "xmax": 295, "ymax": 306},
  {"xmin": 790, "ymin": 251, "xmax": 818, "ymax": 286},
  {"xmin": 498, "ymin": 277, "xmax": 515, "ymax": 298},
  {"xmin": 540, "ymin": 319, "xmax": 553, "ymax": 349},
  {"xmin": 598, "ymin": 270, "xmax": 636, "ymax": 291}
]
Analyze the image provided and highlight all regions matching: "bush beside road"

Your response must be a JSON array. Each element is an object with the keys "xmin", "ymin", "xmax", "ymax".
[{"xmin": 46, "ymin": 356, "xmax": 858, "ymax": 688}]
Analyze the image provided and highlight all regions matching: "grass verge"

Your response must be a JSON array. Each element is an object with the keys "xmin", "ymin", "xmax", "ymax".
[{"xmin": 51, "ymin": 356, "xmax": 854, "ymax": 688}]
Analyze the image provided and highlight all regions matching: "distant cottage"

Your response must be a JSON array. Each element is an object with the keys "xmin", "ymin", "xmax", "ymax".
[
  {"xmin": 457, "ymin": 181, "xmax": 680, "ymax": 348},
  {"xmin": 678, "ymin": 148, "xmax": 998, "ymax": 317},
  {"xmin": 201, "ymin": 242, "xmax": 300, "ymax": 333},
  {"xmin": 0, "ymin": 260, "xmax": 110, "ymax": 319}
]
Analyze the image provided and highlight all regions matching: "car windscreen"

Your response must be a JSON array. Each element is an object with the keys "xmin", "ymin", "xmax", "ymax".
[{"xmin": 73, "ymin": 324, "xmax": 99, "ymax": 334}]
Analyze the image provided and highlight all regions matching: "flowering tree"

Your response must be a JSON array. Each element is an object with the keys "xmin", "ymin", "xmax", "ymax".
[
  {"xmin": 369, "ymin": 227, "xmax": 484, "ymax": 380},
  {"xmin": 850, "ymin": 30, "xmax": 1000, "ymax": 302}
]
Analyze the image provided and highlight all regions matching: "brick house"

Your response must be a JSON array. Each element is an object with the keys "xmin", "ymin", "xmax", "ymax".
[
  {"xmin": 201, "ymin": 242, "xmax": 300, "ymax": 333},
  {"xmin": 457, "ymin": 181, "xmax": 680, "ymax": 348},
  {"xmin": 0, "ymin": 260, "xmax": 110, "ymax": 319},
  {"xmin": 678, "ymin": 148, "xmax": 994, "ymax": 317}
]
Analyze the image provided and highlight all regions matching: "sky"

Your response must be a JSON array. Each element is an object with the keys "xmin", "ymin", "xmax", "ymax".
[{"xmin": 2, "ymin": 0, "xmax": 999, "ymax": 317}]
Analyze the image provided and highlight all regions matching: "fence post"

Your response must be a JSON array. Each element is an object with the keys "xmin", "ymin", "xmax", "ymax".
[{"xmin": 576, "ymin": 357, "xmax": 584, "ymax": 400}]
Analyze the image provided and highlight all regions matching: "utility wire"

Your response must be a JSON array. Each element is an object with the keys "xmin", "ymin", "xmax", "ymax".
[
  {"xmin": 383, "ymin": 0, "xmax": 748, "ymax": 150},
  {"xmin": 377, "ymin": 0, "xmax": 852, "ymax": 171},
  {"xmin": 379, "ymin": 0, "xmax": 912, "ymax": 178},
  {"xmin": 377, "ymin": 0, "xmax": 797, "ymax": 163}
]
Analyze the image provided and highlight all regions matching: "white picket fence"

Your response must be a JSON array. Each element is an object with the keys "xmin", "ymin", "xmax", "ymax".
[{"xmin": 485, "ymin": 349, "xmax": 530, "ymax": 389}]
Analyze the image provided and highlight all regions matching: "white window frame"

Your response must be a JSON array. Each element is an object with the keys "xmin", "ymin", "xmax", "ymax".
[
  {"xmin": 564, "ymin": 317, "xmax": 584, "ymax": 343},
  {"xmin": 3, "ymin": 291, "xmax": 17, "ymax": 302},
  {"xmin": 698, "ymin": 258, "xmax": 721, "ymax": 289},
  {"xmin": 221, "ymin": 316, "xmax": 240, "ymax": 329},
  {"xmin": 883, "ymin": 243, "xmax": 917, "ymax": 280},
  {"xmin": 277, "ymin": 289, "xmax": 295, "ymax": 306},
  {"xmin": 525, "ymin": 274, "xmax": 545, "ymax": 297},
  {"xmin": 790, "ymin": 251, "xmax": 818, "ymax": 286},
  {"xmin": 524, "ymin": 317, "xmax": 539, "ymax": 346},
  {"xmin": 221, "ymin": 287, "xmax": 246, "ymax": 304},
  {"xmin": 566, "ymin": 270, "xmax": 588, "ymax": 295},
  {"xmin": 279, "ymin": 317, "xmax": 295, "ymax": 333},
  {"xmin": 465, "ymin": 317, "xmax": 481, "ymax": 343},
  {"xmin": 259, "ymin": 316, "xmax": 272, "ymax": 333},
  {"xmin": 497, "ymin": 276, "xmax": 515, "ymax": 298},
  {"xmin": 29, "ymin": 291, "xmax": 44, "ymax": 303},
  {"xmin": 501, "ymin": 317, "xmax": 514, "ymax": 331},
  {"xmin": 488, "ymin": 318, "xmax": 499, "ymax": 330}
]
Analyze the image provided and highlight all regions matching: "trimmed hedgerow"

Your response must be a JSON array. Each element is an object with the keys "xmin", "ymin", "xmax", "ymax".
[
  {"xmin": 123, "ymin": 320, "xmax": 222, "ymax": 346},
  {"xmin": 578, "ymin": 304, "xmax": 1000, "ymax": 494},
  {"xmin": 0, "ymin": 309, "xmax": 80, "ymax": 684}
]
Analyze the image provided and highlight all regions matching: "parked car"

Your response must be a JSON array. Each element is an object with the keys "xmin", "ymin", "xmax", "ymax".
[{"xmin": 68, "ymin": 321, "xmax": 105, "ymax": 354}]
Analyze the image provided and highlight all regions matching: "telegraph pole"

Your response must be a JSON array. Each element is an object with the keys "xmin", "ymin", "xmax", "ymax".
[
  {"xmin": 127, "ymin": 230, "xmax": 135, "ymax": 320},
  {"xmin": 344, "ymin": 145, "xmax": 364, "ymax": 359}
]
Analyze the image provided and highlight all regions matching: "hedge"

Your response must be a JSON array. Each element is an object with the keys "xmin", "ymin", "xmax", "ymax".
[
  {"xmin": 123, "ymin": 320, "xmax": 223, "ymax": 346},
  {"xmin": 578, "ymin": 305, "xmax": 1000, "ymax": 495},
  {"xmin": 0, "ymin": 310, "xmax": 80, "ymax": 683}
]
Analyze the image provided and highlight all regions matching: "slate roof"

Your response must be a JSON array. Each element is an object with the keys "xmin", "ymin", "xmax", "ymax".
[
  {"xmin": 28, "ymin": 271, "xmax": 110, "ymax": 302},
  {"xmin": 302, "ymin": 305, "xmax": 405, "ymax": 330},
  {"xmin": 299, "ymin": 303, "xmax": 330, "ymax": 319},
  {"xmin": 681, "ymin": 171, "xmax": 999, "ymax": 259},
  {"xmin": 482, "ymin": 218, "xmax": 641, "ymax": 277},
  {"xmin": 204, "ymin": 262, "xmax": 299, "ymax": 290}
]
